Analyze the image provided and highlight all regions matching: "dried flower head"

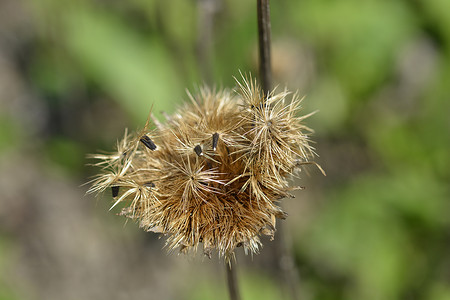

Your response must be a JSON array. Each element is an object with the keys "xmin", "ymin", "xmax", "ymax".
[{"xmin": 88, "ymin": 76, "xmax": 322, "ymax": 260}]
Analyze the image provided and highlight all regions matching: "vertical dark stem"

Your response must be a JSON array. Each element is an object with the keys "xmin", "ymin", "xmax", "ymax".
[
  {"xmin": 257, "ymin": 1, "xmax": 301, "ymax": 299},
  {"xmin": 226, "ymin": 260, "xmax": 241, "ymax": 300},
  {"xmin": 257, "ymin": 0, "xmax": 272, "ymax": 94}
]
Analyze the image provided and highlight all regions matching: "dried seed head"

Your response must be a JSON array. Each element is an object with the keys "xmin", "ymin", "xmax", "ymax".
[{"xmin": 88, "ymin": 76, "xmax": 321, "ymax": 261}]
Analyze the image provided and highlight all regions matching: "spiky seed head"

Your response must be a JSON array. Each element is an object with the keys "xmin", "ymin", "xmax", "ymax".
[{"xmin": 87, "ymin": 76, "xmax": 321, "ymax": 261}]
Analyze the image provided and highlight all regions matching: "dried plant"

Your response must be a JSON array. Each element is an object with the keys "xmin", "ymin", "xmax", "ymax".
[{"xmin": 87, "ymin": 75, "xmax": 321, "ymax": 261}]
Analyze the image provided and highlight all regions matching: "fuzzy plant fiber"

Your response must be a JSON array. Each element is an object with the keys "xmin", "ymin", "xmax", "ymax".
[{"xmin": 88, "ymin": 76, "xmax": 319, "ymax": 260}]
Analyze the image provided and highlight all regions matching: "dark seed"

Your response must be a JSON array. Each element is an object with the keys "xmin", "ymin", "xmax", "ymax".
[
  {"xmin": 140, "ymin": 135, "xmax": 157, "ymax": 150},
  {"xmin": 212, "ymin": 132, "xmax": 219, "ymax": 151},
  {"xmin": 144, "ymin": 182, "xmax": 155, "ymax": 188},
  {"xmin": 112, "ymin": 186, "xmax": 120, "ymax": 198},
  {"xmin": 194, "ymin": 145, "xmax": 203, "ymax": 156}
]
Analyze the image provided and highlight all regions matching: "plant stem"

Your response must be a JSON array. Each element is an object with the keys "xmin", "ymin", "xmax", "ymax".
[
  {"xmin": 226, "ymin": 260, "xmax": 241, "ymax": 300},
  {"xmin": 257, "ymin": 0, "xmax": 272, "ymax": 94},
  {"xmin": 257, "ymin": 1, "xmax": 301, "ymax": 299}
]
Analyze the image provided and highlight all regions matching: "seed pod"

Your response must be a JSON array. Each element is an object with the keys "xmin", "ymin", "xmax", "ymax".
[
  {"xmin": 212, "ymin": 133, "xmax": 219, "ymax": 151},
  {"xmin": 111, "ymin": 186, "xmax": 120, "ymax": 198},
  {"xmin": 140, "ymin": 135, "xmax": 157, "ymax": 150},
  {"xmin": 194, "ymin": 145, "xmax": 203, "ymax": 156}
]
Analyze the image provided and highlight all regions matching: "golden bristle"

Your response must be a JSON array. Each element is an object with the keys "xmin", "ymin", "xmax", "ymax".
[{"xmin": 88, "ymin": 76, "xmax": 320, "ymax": 261}]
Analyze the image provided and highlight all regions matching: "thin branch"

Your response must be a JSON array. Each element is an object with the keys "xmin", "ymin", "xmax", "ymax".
[
  {"xmin": 257, "ymin": 0, "xmax": 272, "ymax": 94},
  {"xmin": 226, "ymin": 260, "xmax": 241, "ymax": 300},
  {"xmin": 257, "ymin": 1, "xmax": 301, "ymax": 299}
]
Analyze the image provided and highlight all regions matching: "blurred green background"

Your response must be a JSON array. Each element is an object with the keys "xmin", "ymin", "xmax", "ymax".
[{"xmin": 0, "ymin": 0, "xmax": 449, "ymax": 299}]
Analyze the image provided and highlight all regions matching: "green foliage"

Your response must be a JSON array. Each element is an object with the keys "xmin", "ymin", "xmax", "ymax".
[
  {"xmin": 292, "ymin": 0, "xmax": 414, "ymax": 98},
  {"xmin": 301, "ymin": 170, "xmax": 448, "ymax": 299},
  {"xmin": 63, "ymin": 6, "xmax": 183, "ymax": 120},
  {"xmin": 44, "ymin": 137, "xmax": 85, "ymax": 174}
]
